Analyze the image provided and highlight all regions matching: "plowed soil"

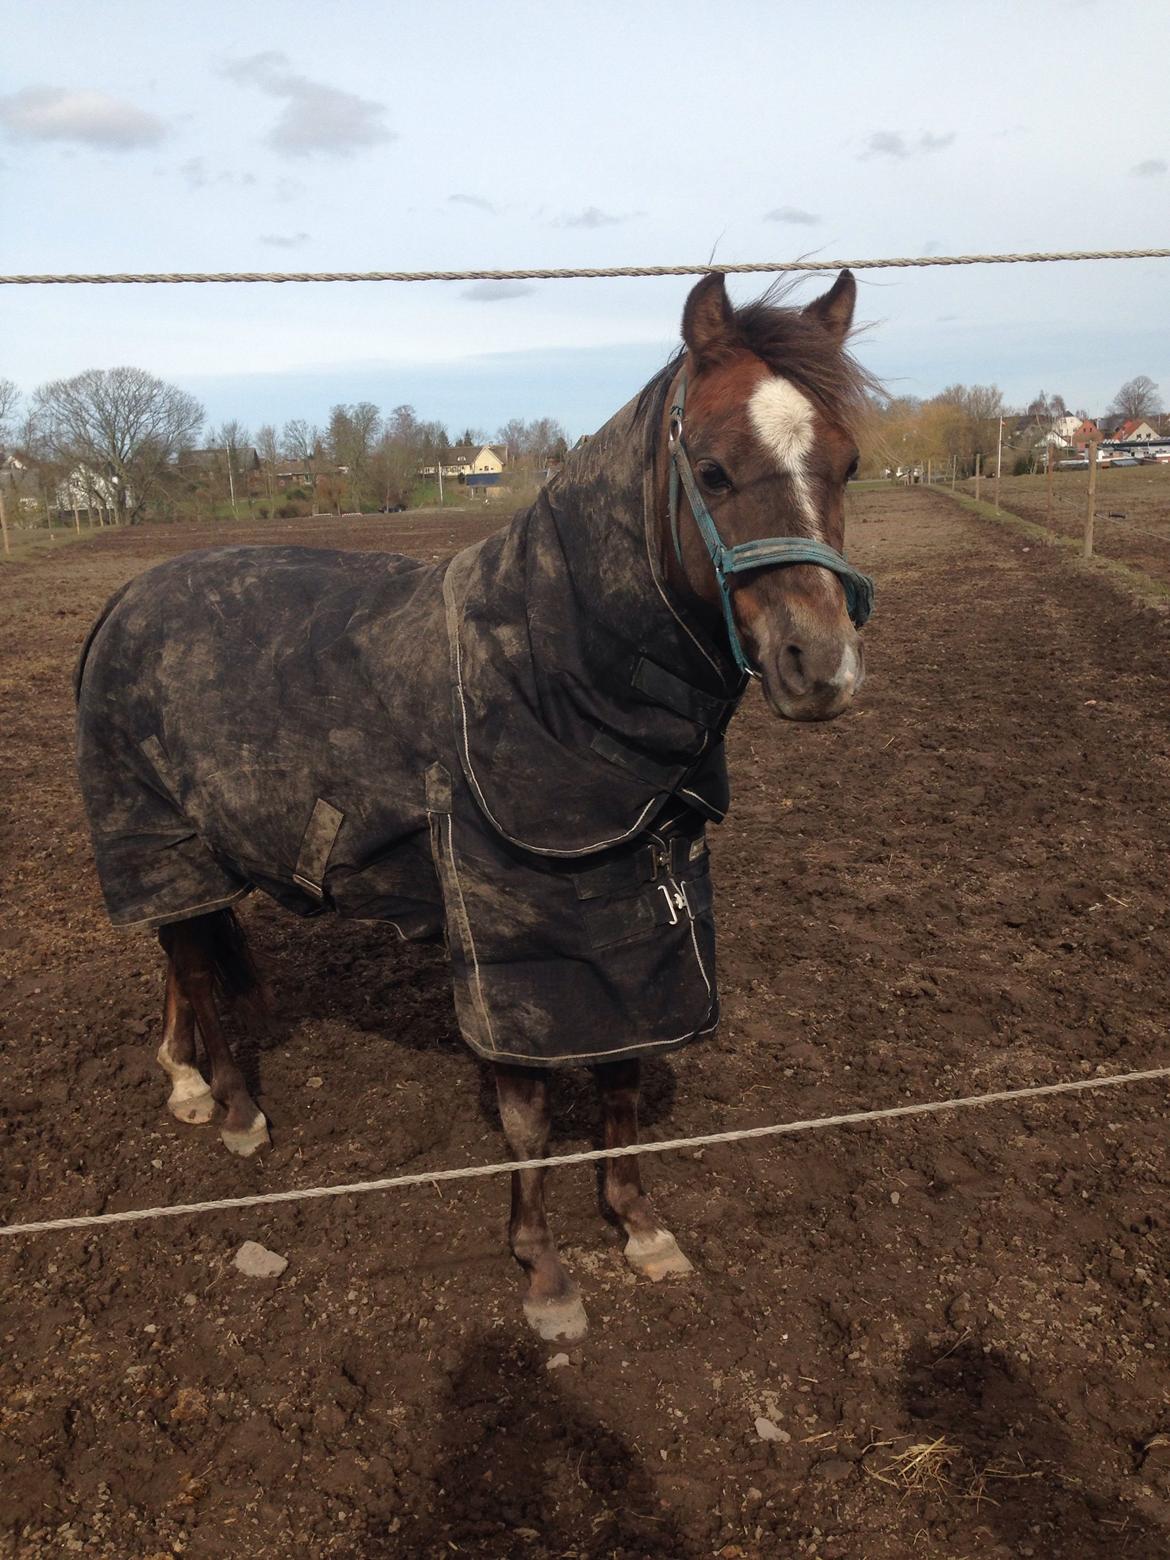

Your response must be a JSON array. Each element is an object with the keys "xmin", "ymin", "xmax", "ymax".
[{"xmin": 3, "ymin": 491, "xmax": 1170, "ymax": 1558}]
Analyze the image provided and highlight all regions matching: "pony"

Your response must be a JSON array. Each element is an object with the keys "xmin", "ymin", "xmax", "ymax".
[{"xmin": 74, "ymin": 270, "xmax": 874, "ymax": 1341}]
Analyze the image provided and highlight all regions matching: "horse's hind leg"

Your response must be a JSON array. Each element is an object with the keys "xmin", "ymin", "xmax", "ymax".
[
  {"xmin": 156, "ymin": 959, "xmax": 215, "ymax": 1125},
  {"xmin": 595, "ymin": 1058, "xmax": 693, "ymax": 1281},
  {"xmin": 159, "ymin": 915, "xmax": 270, "ymax": 1158},
  {"xmin": 494, "ymin": 1063, "xmax": 587, "ymax": 1343}
]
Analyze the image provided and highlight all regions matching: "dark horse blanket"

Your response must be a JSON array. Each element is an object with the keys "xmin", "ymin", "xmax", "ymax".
[{"xmin": 75, "ymin": 384, "xmax": 747, "ymax": 1066}]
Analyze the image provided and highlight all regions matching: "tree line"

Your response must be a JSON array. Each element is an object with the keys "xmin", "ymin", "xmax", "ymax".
[
  {"xmin": 0, "ymin": 366, "xmax": 569, "ymax": 527},
  {"xmin": 868, "ymin": 375, "xmax": 1163, "ymax": 478}
]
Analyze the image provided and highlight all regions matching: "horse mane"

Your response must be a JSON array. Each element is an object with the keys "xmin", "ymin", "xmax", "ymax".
[{"xmin": 637, "ymin": 278, "xmax": 880, "ymax": 446}]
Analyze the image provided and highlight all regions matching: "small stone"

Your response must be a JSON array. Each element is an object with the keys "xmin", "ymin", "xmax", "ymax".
[
  {"xmin": 233, "ymin": 1241, "xmax": 288, "ymax": 1278},
  {"xmin": 754, "ymin": 1416, "xmax": 790, "ymax": 1442},
  {"xmin": 546, "ymin": 1352, "xmax": 571, "ymax": 1370},
  {"xmin": 306, "ymin": 1076, "xmax": 324, "ymax": 1090},
  {"xmin": 890, "ymin": 1191, "xmax": 900, "ymax": 1206}
]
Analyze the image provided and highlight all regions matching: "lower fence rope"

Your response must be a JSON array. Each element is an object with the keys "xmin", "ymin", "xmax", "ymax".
[{"xmin": 3, "ymin": 1064, "xmax": 1168, "ymax": 1238}]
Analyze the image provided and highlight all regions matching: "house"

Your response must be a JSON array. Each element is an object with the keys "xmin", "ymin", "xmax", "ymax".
[
  {"xmin": 275, "ymin": 465, "xmax": 313, "ymax": 490},
  {"xmin": 180, "ymin": 446, "xmax": 263, "ymax": 494},
  {"xmin": 1112, "ymin": 419, "xmax": 1159, "ymax": 443},
  {"xmin": 419, "ymin": 443, "xmax": 509, "ymax": 479},
  {"xmin": 1069, "ymin": 418, "xmax": 1100, "ymax": 452},
  {"xmin": 0, "ymin": 450, "xmax": 43, "ymax": 515},
  {"xmin": 55, "ymin": 463, "xmax": 131, "ymax": 518}
]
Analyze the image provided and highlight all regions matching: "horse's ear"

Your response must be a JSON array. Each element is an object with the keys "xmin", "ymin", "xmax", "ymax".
[
  {"xmin": 682, "ymin": 272, "xmax": 736, "ymax": 366},
  {"xmin": 804, "ymin": 269, "xmax": 856, "ymax": 346}
]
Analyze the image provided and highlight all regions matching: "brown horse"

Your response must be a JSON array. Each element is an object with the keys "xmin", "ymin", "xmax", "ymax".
[{"xmin": 76, "ymin": 270, "xmax": 873, "ymax": 1342}]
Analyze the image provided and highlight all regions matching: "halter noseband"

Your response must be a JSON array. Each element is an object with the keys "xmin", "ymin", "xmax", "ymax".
[{"xmin": 667, "ymin": 372, "xmax": 875, "ymax": 678}]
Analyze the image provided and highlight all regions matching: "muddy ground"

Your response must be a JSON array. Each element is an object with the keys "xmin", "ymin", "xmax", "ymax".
[{"xmin": 3, "ymin": 490, "xmax": 1170, "ymax": 1558}]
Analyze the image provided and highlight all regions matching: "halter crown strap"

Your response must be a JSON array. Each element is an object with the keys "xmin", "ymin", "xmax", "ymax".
[{"xmin": 667, "ymin": 372, "xmax": 875, "ymax": 677}]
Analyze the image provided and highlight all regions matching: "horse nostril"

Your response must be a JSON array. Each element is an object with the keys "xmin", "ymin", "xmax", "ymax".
[{"xmin": 779, "ymin": 642, "xmax": 809, "ymax": 693}]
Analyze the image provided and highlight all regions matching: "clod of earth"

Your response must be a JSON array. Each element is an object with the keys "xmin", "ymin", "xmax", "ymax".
[{"xmin": 233, "ymin": 1240, "xmax": 289, "ymax": 1278}]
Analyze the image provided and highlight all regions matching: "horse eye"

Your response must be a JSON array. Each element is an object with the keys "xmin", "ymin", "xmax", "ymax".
[
  {"xmin": 697, "ymin": 460, "xmax": 732, "ymax": 493},
  {"xmin": 845, "ymin": 457, "xmax": 860, "ymax": 482}
]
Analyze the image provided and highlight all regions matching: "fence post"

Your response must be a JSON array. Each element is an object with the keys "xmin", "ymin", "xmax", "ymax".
[
  {"xmin": 974, "ymin": 453, "xmax": 982, "ymax": 502},
  {"xmin": 1084, "ymin": 441, "xmax": 1098, "ymax": 558},
  {"xmin": 994, "ymin": 417, "xmax": 1003, "ymax": 513},
  {"xmin": 1046, "ymin": 441, "xmax": 1054, "ymax": 521},
  {"xmin": 0, "ymin": 483, "xmax": 9, "ymax": 558}
]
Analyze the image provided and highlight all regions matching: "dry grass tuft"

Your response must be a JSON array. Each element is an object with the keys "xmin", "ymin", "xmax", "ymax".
[{"xmin": 865, "ymin": 1434, "xmax": 1042, "ymax": 1508}]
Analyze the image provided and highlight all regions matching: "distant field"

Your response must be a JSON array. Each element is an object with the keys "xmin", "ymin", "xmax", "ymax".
[{"xmin": 953, "ymin": 465, "xmax": 1170, "ymax": 587}]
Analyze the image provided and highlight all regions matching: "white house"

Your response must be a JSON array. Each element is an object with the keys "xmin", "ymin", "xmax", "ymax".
[{"xmin": 56, "ymin": 464, "xmax": 131, "ymax": 516}]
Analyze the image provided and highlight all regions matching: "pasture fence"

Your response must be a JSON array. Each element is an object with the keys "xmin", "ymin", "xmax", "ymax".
[{"xmin": 3, "ymin": 1064, "xmax": 1169, "ymax": 1239}]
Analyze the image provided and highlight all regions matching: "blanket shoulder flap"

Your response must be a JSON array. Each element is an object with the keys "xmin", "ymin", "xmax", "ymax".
[{"xmin": 443, "ymin": 542, "xmax": 726, "ymax": 856}]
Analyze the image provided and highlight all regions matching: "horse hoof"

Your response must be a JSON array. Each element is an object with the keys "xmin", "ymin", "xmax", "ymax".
[
  {"xmin": 168, "ymin": 1087, "xmax": 216, "ymax": 1126},
  {"xmin": 220, "ymin": 1113, "xmax": 270, "ymax": 1158},
  {"xmin": 523, "ymin": 1292, "xmax": 589, "ymax": 1343},
  {"xmin": 624, "ymin": 1229, "xmax": 694, "ymax": 1282}
]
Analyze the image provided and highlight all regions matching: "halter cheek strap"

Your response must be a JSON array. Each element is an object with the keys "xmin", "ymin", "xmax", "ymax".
[{"xmin": 667, "ymin": 373, "xmax": 875, "ymax": 678}]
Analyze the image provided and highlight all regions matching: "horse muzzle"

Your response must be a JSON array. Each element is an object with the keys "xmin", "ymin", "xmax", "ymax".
[{"xmin": 759, "ymin": 632, "xmax": 864, "ymax": 722}]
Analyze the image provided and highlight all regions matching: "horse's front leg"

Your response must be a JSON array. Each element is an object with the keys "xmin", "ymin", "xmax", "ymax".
[
  {"xmin": 494, "ymin": 1062, "xmax": 587, "ymax": 1343},
  {"xmin": 595, "ymin": 1058, "xmax": 694, "ymax": 1281}
]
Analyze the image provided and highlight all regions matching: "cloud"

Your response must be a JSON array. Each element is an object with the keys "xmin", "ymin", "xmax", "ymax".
[
  {"xmin": 222, "ymin": 52, "xmax": 393, "ymax": 158},
  {"xmin": 0, "ymin": 86, "xmax": 166, "ymax": 149},
  {"xmin": 462, "ymin": 281, "xmax": 536, "ymax": 301},
  {"xmin": 862, "ymin": 129, "xmax": 955, "ymax": 160},
  {"xmin": 260, "ymin": 232, "xmax": 311, "ymax": 248},
  {"xmin": 556, "ymin": 206, "xmax": 642, "ymax": 229},
  {"xmin": 763, "ymin": 205, "xmax": 821, "ymax": 226},
  {"xmin": 1132, "ymin": 158, "xmax": 1167, "ymax": 177},
  {"xmin": 864, "ymin": 130, "xmax": 909, "ymax": 159},
  {"xmin": 449, "ymin": 193, "xmax": 497, "ymax": 213},
  {"xmin": 178, "ymin": 157, "xmax": 257, "ymax": 191}
]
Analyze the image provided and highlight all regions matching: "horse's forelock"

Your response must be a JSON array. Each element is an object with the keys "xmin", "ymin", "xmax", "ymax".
[{"xmin": 637, "ymin": 280, "xmax": 880, "ymax": 448}]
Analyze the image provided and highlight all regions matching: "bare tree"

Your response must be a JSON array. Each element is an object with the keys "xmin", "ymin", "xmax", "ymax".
[
  {"xmin": 34, "ymin": 367, "xmax": 203, "ymax": 523},
  {"xmin": 212, "ymin": 419, "xmax": 252, "ymax": 517},
  {"xmin": 1108, "ymin": 375, "xmax": 1160, "ymax": 421},
  {"xmin": 281, "ymin": 419, "xmax": 322, "ymax": 513},
  {"xmin": 256, "ymin": 423, "xmax": 279, "ymax": 506},
  {"xmin": 327, "ymin": 401, "xmax": 381, "ymax": 511},
  {"xmin": 0, "ymin": 377, "xmax": 19, "ymax": 555}
]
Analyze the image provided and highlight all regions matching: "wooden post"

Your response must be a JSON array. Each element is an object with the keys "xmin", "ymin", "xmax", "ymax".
[
  {"xmin": 73, "ymin": 504, "xmax": 82, "ymax": 536},
  {"xmin": 1046, "ymin": 442, "xmax": 1055, "ymax": 521},
  {"xmin": 1084, "ymin": 442, "xmax": 1098, "ymax": 558},
  {"xmin": 0, "ymin": 483, "xmax": 9, "ymax": 557},
  {"xmin": 926, "ymin": 458, "xmax": 932, "ymax": 487},
  {"xmin": 974, "ymin": 453, "xmax": 982, "ymax": 502},
  {"xmin": 994, "ymin": 417, "xmax": 1003, "ymax": 513},
  {"xmin": 950, "ymin": 455, "xmax": 956, "ymax": 491}
]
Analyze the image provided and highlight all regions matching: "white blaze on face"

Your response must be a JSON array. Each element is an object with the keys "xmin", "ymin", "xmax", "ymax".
[{"xmin": 748, "ymin": 375, "xmax": 819, "ymax": 535}]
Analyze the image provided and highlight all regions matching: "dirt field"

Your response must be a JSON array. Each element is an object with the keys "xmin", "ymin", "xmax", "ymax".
[
  {"xmin": 957, "ymin": 465, "xmax": 1170, "ymax": 587},
  {"xmin": 4, "ymin": 490, "xmax": 1170, "ymax": 1558}
]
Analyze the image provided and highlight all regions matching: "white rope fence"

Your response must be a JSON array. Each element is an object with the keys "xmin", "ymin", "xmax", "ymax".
[
  {"xmin": 2, "ymin": 248, "xmax": 1169, "ymax": 286},
  {"xmin": 3, "ymin": 1063, "xmax": 1167, "ymax": 1239}
]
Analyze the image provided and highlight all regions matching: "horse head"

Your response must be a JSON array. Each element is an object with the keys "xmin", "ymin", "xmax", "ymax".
[{"xmin": 658, "ymin": 270, "xmax": 873, "ymax": 721}]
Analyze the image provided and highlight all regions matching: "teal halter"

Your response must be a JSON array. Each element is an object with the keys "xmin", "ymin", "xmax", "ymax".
[{"xmin": 667, "ymin": 373, "xmax": 875, "ymax": 678}]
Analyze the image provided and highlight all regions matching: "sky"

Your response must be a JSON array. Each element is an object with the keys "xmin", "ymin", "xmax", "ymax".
[{"xmin": 2, "ymin": 0, "xmax": 1168, "ymax": 444}]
